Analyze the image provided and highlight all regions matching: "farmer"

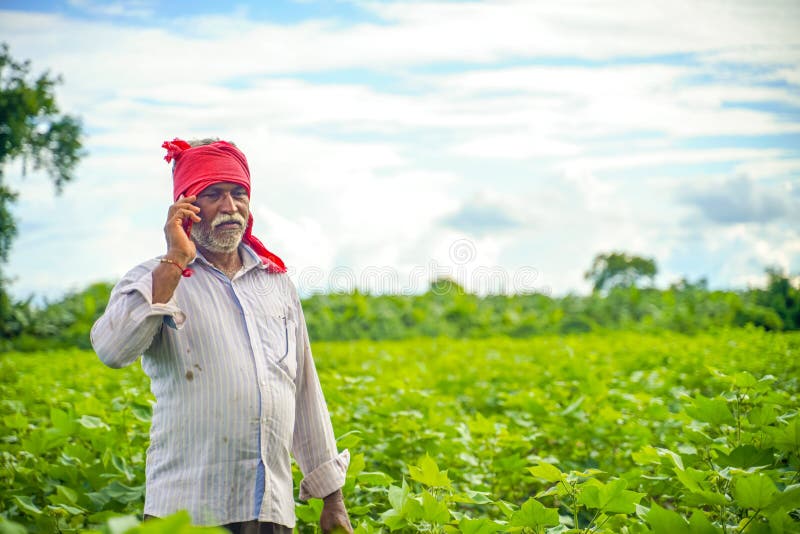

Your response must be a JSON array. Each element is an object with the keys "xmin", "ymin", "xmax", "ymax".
[{"xmin": 90, "ymin": 138, "xmax": 352, "ymax": 534}]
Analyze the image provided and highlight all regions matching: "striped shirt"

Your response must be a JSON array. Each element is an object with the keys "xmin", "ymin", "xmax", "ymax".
[{"xmin": 90, "ymin": 244, "xmax": 349, "ymax": 527}]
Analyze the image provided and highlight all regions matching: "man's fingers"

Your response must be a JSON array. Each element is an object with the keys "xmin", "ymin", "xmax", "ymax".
[{"xmin": 167, "ymin": 207, "xmax": 201, "ymax": 223}]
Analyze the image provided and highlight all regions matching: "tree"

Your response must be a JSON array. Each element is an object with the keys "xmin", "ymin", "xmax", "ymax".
[
  {"xmin": 584, "ymin": 251, "xmax": 657, "ymax": 293},
  {"xmin": 0, "ymin": 42, "xmax": 84, "ymax": 334}
]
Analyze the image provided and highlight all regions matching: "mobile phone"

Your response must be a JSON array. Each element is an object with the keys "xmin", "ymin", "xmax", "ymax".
[{"xmin": 182, "ymin": 218, "xmax": 193, "ymax": 238}]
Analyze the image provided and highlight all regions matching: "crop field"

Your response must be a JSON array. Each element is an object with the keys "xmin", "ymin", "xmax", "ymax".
[{"xmin": 1, "ymin": 329, "xmax": 799, "ymax": 533}]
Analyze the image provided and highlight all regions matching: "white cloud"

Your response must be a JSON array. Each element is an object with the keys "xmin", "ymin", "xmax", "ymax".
[{"xmin": 1, "ymin": 0, "xmax": 799, "ymax": 299}]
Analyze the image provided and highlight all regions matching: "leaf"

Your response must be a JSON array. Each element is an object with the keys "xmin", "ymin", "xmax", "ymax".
[
  {"xmin": 2, "ymin": 413, "xmax": 28, "ymax": 430},
  {"xmin": 646, "ymin": 501, "xmax": 690, "ymax": 534},
  {"xmin": 78, "ymin": 415, "xmax": 109, "ymax": 429},
  {"xmin": 458, "ymin": 517, "xmax": 502, "ymax": 534},
  {"xmin": 632, "ymin": 445, "xmax": 661, "ymax": 466},
  {"xmin": 0, "ymin": 518, "xmax": 27, "ymax": 534},
  {"xmin": 715, "ymin": 445, "xmax": 774, "ymax": 469},
  {"xmin": 408, "ymin": 454, "xmax": 452, "ymax": 489},
  {"xmin": 685, "ymin": 395, "xmax": 735, "ymax": 426},
  {"xmin": 577, "ymin": 478, "xmax": 644, "ymax": 514},
  {"xmin": 509, "ymin": 498, "xmax": 559, "ymax": 529},
  {"xmin": 769, "ymin": 417, "xmax": 800, "ymax": 454},
  {"xmin": 421, "ymin": 491, "xmax": 450, "ymax": 524},
  {"xmin": 337, "ymin": 430, "xmax": 363, "ymax": 450},
  {"xmin": 295, "ymin": 499, "xmax": 323, "ymax": 524},
  {"xmin": 347, "ymin": 453, "xmax": 366, "ymax": 479},
  {"xmin": 528, "ymin": 462, "xmax": 563, "ymax": 482},
  {"xmin": 129, "ymin": 403, "xmax": 152, "ymax": 422},
  {"xmin": 11, "ymin": 496, "xmax": 42, "ymax": 517},
  {"xmin": 105, "ymin": 515, "xmax": 141, "ymax": 534},
  {"xmin": 495, "ymin": 500, "xmax": 516, "ymax": 519},
  {"xmin": 734, "ymin": 474, "xmax": 778, "ymax": 510},
  {"xmin": 357, "ymin": 471, "xmax": 394, "ymax": 487},
  {"xmin": 688, "ymin": 511, "xmax": 722, "ymax": 534},
  {"xmin": 765, "ymin": 483, "xmax": 800, "ymax": 512}
]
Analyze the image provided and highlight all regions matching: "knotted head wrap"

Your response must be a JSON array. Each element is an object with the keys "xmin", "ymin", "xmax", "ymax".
[{"xmin": 162, "ymin": 138, "xmax": 287, "ymax": 273}]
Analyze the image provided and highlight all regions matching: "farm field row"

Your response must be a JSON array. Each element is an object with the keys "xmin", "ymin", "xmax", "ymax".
[{"xmin": 1, "ymin": 329, "xmax": 799, "ymax": 532}]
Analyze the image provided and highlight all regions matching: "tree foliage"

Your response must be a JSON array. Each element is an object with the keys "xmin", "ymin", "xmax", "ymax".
[
  {"xmin": 3, "ymin": 262, "xmax": 798, "ymax": 352},
  {"xmin": 584, "ymin": 251, "xmax": 657, "ymax": 292},
  {"xmin": 0, "ymin": 42, "xmax": 84, "ymax": 331}
]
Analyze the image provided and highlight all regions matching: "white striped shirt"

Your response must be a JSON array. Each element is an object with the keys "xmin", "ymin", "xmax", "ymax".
[{"xmin": 90, "ymin": 244, "xmax": 349, "ymax": 527}]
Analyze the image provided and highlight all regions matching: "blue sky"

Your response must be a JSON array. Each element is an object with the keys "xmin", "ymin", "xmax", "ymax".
[{"xmin": 1, "ymin": 0, "xmax": 799, "ymax": 299}]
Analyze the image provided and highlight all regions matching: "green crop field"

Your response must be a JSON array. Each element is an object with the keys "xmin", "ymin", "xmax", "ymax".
[{"xmin": 1, "ymin": 329, "xmax": 799, "ymax": 533}]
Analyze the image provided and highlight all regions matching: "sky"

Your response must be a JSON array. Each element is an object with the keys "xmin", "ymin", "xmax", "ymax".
[{"xmin": 1, "ymin": 0, "xmax": 799, "ymax": 300}]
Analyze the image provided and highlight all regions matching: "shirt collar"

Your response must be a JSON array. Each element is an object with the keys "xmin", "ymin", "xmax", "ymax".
[{"xmin": 189, "ymin": 243, "xmax": 267, "ymax": 273}]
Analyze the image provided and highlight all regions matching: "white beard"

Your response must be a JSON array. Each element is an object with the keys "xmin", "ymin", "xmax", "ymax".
[{"xmin": 191, "ymin": 213, "xmax": 247, "ymax": 253}]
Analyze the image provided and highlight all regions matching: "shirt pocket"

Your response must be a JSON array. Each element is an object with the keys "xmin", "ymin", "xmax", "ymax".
[{"xmin": 262, "ymin": 313, "xmax": 297, "ymax": 381}]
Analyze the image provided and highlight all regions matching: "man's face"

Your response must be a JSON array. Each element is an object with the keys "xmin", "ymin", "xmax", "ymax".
[{"xmin": 190, "ymin": 182, "xmax": 250, "ymax": 254}]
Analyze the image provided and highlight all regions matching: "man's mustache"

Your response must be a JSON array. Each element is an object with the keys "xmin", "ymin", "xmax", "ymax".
[{"xmin": 212, "ymin": 214, "xmax": 246, "ymax": 228}]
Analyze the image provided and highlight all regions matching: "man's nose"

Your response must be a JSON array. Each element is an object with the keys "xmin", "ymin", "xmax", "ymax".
[{"xmin": 220, "ymin": 192, "xmax": 237, "ymax": 212}]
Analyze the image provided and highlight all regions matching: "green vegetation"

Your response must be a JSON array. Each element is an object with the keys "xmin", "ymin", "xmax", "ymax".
[
  {"xmin": 2, "ymin": 330, "xmax": 798, "ymax": 532},
  {"xmin": 3, "ymin": 265, "xmax": 799, "ymax": 351},
  {"xmin": 0, "ymin": 42, "xmax": 84, "ymax": 334}
]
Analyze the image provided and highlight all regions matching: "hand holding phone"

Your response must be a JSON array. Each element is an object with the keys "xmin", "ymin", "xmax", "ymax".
[{"xmin": 164, "ymin": 194, "xmax": 200, "ymax": 265}]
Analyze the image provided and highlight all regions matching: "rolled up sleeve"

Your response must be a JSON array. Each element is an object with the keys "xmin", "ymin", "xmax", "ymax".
[{"xmin": 90, "ymin": 260, "xmax": 186, "ymax": 369}]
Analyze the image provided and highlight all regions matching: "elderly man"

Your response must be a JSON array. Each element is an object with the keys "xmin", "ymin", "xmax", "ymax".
[{"xmin": 90, "ymin": 138, "xmax": 352, "ymax": 534}]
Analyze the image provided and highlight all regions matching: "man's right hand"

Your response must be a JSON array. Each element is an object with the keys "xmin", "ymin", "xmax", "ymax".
[{"xmin": 164, "ymin": 194, "xmax": 200, "ymax": 266}]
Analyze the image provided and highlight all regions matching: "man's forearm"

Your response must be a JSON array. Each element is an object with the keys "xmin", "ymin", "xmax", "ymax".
[
  {"xmin": 152, "ymin": 261, "xmax": 185, "ymax": 304},
  {"xmin": 152, "ymin": 251, "xmax": 192, "ymax": 304}
]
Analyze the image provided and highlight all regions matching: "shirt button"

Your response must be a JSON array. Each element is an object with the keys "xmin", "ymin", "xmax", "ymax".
[{"xmin": 260, "ymin": 379, "xmax": 266, "ymax": 386}]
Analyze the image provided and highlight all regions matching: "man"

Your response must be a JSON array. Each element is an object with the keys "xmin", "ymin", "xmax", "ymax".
[{"xmin": 91, "ymin": 138, "xmax": 352, "ymax": 534}]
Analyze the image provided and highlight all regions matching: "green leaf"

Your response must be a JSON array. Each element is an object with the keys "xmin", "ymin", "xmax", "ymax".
[
  {"xmin": 734, "ymin": 474, "xmax": 778, "ymax": 510},
  {"xmin": 347, "ymin": 453, "xmax": 366, "ymax": 479},
  {"xmin": 577, "ymin": 478, "xmax": 644, "ymax": 514},
  {"xmin": 0, "ymin": 518, "xmax": 27, "ymax": 534},
  {"xmin": 336, "ymin": 430, "xmax": 363, "ymax": 450},
  {"xmin": 421, "ymin": 490, "xmax": 450, "ymax": 524},
  {"xmin": 715, "ymin": 445, "xmax": 774, "ymax": 469},
  {"xmin": 688, "ymin": 511, "xmax": 722, "ymax": 534},
  {"xmin": 495, "ymin": 500, "xmax": 516, "ymax": 519},
  {"xmin": 3, "ymin": 413, "xmax": 28, "ymax": 430},
  {"xmin": 408, "ymin": 454, "xmax": 452, "ymax": 489},
  {"xmin": 78, "ymin": 415, "xmax": 109, "ymax": 429},
  {"xmin": 632, "ymin": 445, "xmax": 661, "ymax": 466},
  {"xmin": 458, "ymin": 517, "xmax": 502, "ymax": 534},
  {"xmin": 357, "ymin": 471, "xmax": 394, "ymax": 487},
  {"xmin": 765, "ymin": 483, "xmax": 800, "ymax": 512},
  {"xmin": 105, "ymin": 515, "xmax": 140, "ymax": 534},
  {"xmin": 685, "ymin": 395, "xmax": 735, "ymax": 426},
  {"xmin": 295, "ymin": 499, "xmax": 323, "ymax": 524},
  {"xmin": 769, "ymin": 417, "xmax": 800, "ymax": 454},
  {"xmin": 646, "ymin": 501, "xmax": 690, "ymax": 534},
  {"xmin": 509, "ymin": 498, "xmax": 559, "ymax": 529},
  {"xmin": 11, "ymin": 496, "xmax": 42, "ymax": 517},
  {"xmin": 528, "ymin": 462, "xmax": 563, "ymax": 482},
  {"xmin": 130, "ymin": 403, "xmax": 152, "ymax": 422}
]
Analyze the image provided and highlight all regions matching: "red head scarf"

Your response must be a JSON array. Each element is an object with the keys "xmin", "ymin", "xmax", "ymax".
[{"xmin": 162, "ymin": 138, "xmax": 286, "ymax": 273}]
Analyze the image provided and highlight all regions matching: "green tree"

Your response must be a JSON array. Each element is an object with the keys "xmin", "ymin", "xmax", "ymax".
[
  {"xmin": 584, "ymin": 251, "xmax": 657, "ymax": 293},
  {"xmin": 0, "ymin": 42, "xmax": 83, "ymax": 334}
]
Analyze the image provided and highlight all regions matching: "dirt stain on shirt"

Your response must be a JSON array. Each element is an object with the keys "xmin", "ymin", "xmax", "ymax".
[{"xmin": 185, "ymin": 370, "xmax": 194, "ymax": 381}]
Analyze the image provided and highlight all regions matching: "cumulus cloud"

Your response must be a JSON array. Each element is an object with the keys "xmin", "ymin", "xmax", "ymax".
[
  {"xmin": 2, "ymin": 0, "xmax": 799, "ymax": 298},
  {"xmin": 440, "ymin": 199, "xmax": 523, "ymax": 236},
  {"xmin": 681, "ymin": 175, "xmax": 800, "ymax": 224}
]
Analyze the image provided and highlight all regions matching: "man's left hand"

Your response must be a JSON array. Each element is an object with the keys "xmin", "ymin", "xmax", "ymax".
[{"xmin": 320, "ymin": 489, "xmax": 353, "ymax": 534}]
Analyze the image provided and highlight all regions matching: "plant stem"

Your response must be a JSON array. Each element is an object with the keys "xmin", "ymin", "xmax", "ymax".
[
  {"xmin": 739, "ymin": 510, "xmax": 761, "ymax": 533},
  {"xmin": 584, "ymin": 508, "xmax": 602, "ymax": 533}
]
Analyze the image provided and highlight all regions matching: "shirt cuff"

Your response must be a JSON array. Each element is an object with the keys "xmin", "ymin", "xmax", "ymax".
[
  {"xmin": 120, "ymin": 270, "xmax": 187, "ymax": 329},
  {"xmin": 298, "ymin": 449, "xmax": 350, "ymax": 501}
]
